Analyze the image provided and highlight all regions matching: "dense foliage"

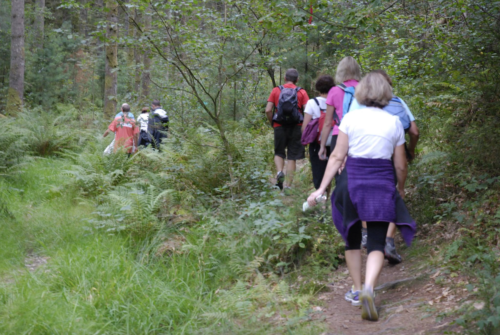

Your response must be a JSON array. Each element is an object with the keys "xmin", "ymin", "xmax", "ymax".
[{"xmin": 0, "ymin": 0, "xmax": 499, "ymax": 333}]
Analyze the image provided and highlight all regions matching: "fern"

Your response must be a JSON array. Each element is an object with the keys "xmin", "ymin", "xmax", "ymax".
[{"xmin": 93, "ymin": 185, "xmax": 174, "ymax": 236}]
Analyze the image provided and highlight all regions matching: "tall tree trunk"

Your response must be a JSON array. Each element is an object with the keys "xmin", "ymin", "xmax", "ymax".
[
  {"xmin": 6, "ymin": 0, "xmax": 25, "ymax": 116},
  {"xmin": 126, "ymin": 3, "xmax": 135, "ymax": 92},
  {"xmin": 80, "ymin": 0, "xmax": 88, "ymax": 38},
  {"xmin": 134, "ymin": 9, "xmax": 141, "ymax": 94},
  {"xmin": 104, "ymin": 0, "xmax": 118, "ymax": 118},
  {"xmin": 141, "ymin": 6, "xmax": 151, "ymax": 103},
  {"xmin": 34, "ymin": 0, "xmax": 44, "ymax": 49}
]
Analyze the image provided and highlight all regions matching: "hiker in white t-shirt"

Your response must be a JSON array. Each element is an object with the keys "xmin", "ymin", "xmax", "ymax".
[
  {"xmin": 307, "ymin": 72, "xmax": 416, "ymax": 321},
  {"xmin": 137, "ymin": 107, "xmax": 152, "ymax": 148},
  {"xmin": 149, "ymin": 100, "xmax": 169, "ymax": 150},
  {"xmin": 301, "ymin": 75, "xmax": 335, "ymax": 189}
]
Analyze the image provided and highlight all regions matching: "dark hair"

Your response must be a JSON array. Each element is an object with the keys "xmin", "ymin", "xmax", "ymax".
[
  {"xmin": 285, "ymin": 68, "xmax": 299, "ymax": 83},
  {"xmin": 315, "ymin": 75, "xmax": 335, "ymax": 94},
  {"xmin": 371, "ymin": 69, "xmax": 393, "ymax": 87},
  {"xmin": 141, "ymin": 107, "xmax": 149, "ymax": 114},
  {"xmin": 152, "ymin": 99, "xmax": 161, "ymax": 107}
]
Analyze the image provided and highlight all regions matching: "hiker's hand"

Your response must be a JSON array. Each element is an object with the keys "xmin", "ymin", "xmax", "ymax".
[
  {"xmin": 408, "ymin": 149, "xmax": 416, "ymax": 162},
  {"xmin": 307, "ymin": 190, "xmax": 322, "ymax": 207},
  {"xmin": 338, "ymin": 157, "xmax": 347, "ymax": 174},
  {"xmin": 398, "ymin": 187, "xmax": 405, "ymax": 200},
  {"xmin": 318, "ymin": 146, "xmax": 327, "ymax": 160}
]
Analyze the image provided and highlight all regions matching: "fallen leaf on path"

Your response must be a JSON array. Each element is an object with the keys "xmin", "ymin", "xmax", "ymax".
[
  {"xmin": 431, "ymin": 270, "xmax": 441, "ymax": 279},
  {"xmin": 313, "ymin": 306, "xmax": 323, "ymax": 312},
  {"xmin": 395, "ymin": 305, "xmax": 404, "ymax": 313},
  {"xmin": 428, "ymin": 301, "xmax": 434, "ymax": 306},
  {"xmin": 474, "ymin": 302, "xmax": 485, "ymax": 310}
]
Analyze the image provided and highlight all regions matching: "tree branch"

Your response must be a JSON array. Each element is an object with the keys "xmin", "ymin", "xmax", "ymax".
[{"xmin": 298, "ymin": 7, "xmax": 357, "ymax": 30}]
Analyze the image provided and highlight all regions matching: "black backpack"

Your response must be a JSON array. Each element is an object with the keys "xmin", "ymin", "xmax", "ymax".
[{"xmin": 273, "ymin": 85, "xmax": 304, "ymax": 126}]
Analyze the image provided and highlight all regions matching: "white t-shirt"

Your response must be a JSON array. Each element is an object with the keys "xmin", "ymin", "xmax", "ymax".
[
  {"xmin": 153, "ymin": 108, "xmax": 167, "ymax": 118},
  {"xmin": 137, "ymin": 113, "xmax": 149, "ymax": 131},
  {"xmin": 349, "ymin": 96, "xmax": 415, "ymax": 121},
  {"xmin": 339, "ymin": 107, "xmax": 405, "ymax": 160},
  {"xmin": 303, "ymin": 97, "xmax": 327, "ymax": 120}
]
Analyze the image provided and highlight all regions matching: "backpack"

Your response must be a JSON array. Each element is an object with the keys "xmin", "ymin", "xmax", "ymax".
[
  {"xmin": 148, "ymin": 113, "xmax": 168, "ymax": 149},
  {"xmin": 383, "ymin": 96, "xmax": 411, "ymax": 130},
  {"xmin": 316, "ymin": 98, "xmax": 332, "ymax": 139},
  {"xmin": 273, "ymin": 85, "xmax": 304, "ymax": 126},
  {"xmin": 336, "ymin": 83, "xmax": 356, "ymax": 124}
]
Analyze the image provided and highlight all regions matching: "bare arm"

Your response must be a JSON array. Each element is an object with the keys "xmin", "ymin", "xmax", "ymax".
[
  {"xmin": 393, "ymin": 144, "xmax": 408, "ymax": 199},
  {"xmin": 301, "ymin": 113, "xmax": 313, "ymax": 132},
  {"xmin": 407, "ymin": 121, "xmax": 419, "ymax": 160},
  {"xmin": 265, "ymin": 102, "xmax": 274, "ymax": 126},
  {"xmin": 318, "ymin": 104, "xmax": 334, "ymax": 160},
  {"xmin": 307, "ymin": 131, "xmax": 349, "ymax": 205},
  {"xmin": 103, "ymin": 129, "xmax": 111, "ymax": 138}
]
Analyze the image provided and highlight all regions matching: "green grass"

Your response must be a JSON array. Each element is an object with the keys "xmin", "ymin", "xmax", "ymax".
[{"xmin": 0, "ymin": 156, "xmax": 326, "ymax": 334}]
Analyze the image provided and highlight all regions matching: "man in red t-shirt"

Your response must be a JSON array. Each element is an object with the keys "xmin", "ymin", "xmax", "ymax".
[
  {"xmin": 265, "ymin": 68, "xmax": 309, "ymax": 189},
  {"xmin": 103, "ymin": 103, "xmax": 140, "ymax": 155}
]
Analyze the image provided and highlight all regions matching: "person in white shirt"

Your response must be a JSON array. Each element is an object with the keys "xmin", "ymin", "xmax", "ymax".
[
  {"xmin": 137, "ymin": 107, "xmax": 152, "ymax": 147},
  {"xmin": 150, "ymin": 100, "xmax": 169, "ymax": 150},
  {"xmin": 301, "ymin": 75, "xmax": 335, "ymax": 189},
  {"xmin": 307, "ymin": 72, "xmax": 416, "ymax": 321}
]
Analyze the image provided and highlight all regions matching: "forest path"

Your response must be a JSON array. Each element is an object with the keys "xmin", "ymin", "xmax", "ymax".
[
  {"xmin": 315, "ymin": 253, "xmax": 463, "ymax": 335},
  {"xmin": 288, "ymin": 159, "xmax": 464, "ymax": 334}
]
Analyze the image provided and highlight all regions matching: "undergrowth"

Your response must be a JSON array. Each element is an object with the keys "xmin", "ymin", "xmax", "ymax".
[{"xmin": 0, "ymin": 110, "xmax": 335, "ymax": 334}]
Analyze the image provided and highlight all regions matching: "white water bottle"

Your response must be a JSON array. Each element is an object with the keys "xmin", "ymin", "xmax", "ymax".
[{"xmin": 302, "ymin": 194, "xmax": 327, "ymax": 212}]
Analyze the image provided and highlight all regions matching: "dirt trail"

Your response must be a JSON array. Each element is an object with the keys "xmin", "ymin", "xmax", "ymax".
[
  {"xmin": 315, "ymin": 253, "xmax": 462, "ymax": 335},
  {"xmin": 280, "ymin": 159, "xmax": 465, "ymax": 334}
]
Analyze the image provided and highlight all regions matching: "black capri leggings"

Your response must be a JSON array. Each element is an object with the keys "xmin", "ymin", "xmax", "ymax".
[{"xmin": 345, "ymin": 221, "xmax": 389, "ymax": 254}]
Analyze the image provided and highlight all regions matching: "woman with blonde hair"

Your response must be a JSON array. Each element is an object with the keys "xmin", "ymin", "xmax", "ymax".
[
  {"xmin": 318, "ymin": 56, "xmax": 361, "ymax": 159},
  {"xmin": 307, "ymin": 72, "xmax": 416, "ymax": 321}
]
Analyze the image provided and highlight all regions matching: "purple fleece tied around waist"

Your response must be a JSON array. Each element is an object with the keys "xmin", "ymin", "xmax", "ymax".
[{"xmin": 331, "ymin": 157, "xmax": 417, "ymax": 247}]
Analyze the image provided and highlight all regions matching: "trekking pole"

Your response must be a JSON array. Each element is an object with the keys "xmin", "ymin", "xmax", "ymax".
[{"xmin": 302, "ymin": 194, "xmax": 327, "ymax": 212}]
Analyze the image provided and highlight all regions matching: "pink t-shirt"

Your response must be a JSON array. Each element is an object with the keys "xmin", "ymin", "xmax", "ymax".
[{"xmin": 325, "ymin": 79, "xmax": 359, "ymax": 135}]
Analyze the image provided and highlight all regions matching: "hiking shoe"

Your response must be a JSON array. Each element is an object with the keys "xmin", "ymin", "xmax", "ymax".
[
  {"xmin": 360, "ymin": 288, "xmax": 378, "ymax": 321},
  {"xmin": 361, "ymin": 228, "xmax": 367, "ymax": 249},
  {"xmin": 276, "ymin": 171, "xmax": 285, "ymax": 190},
  {"xmin": 384, "ymin": 241, "xmax": 402, "ymax": 265},
  {"xmin": 344, "ymin": 286, "xmax": 361, "ymax": 306}
]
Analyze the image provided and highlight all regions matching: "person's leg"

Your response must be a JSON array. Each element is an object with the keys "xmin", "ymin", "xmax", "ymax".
[
  {"xmin": 310, "ymin": 142, "xmax": 329, "ymax": 190},
  {"xmin": 361, "ymin": 221, "xmax": 368, "ymax": 249},
  {"xmin": 346, "ymin": 250, "xmax": 362, "ymax": 291},
  {"xmin": 284, "ymin": 125, "xmax": 305, "ymax": 188},
  {"xmin": 274, "ymin": 155, "xmax": 285, "ymax": 173},
  {"xmin": 345, "ymin": 221, "xmax": 363, "ymax": 306},
  {"xmin": 273, "ymin": 127, "xmax": 286, "ymax": 189},
  {"xmin": 386, "ymin": 222, "xmax": 396, "ymax": 238},
  {"xmin": 361, "ymin": 221, "xmax": 389, "ymax": 321},
  {"xmin": 384, "ymin": 222, "xmax": 402, "ymax": 264},
  {"xmin": 285, "ymin": 159, "xmax": 296, "ymax": 187},
  {"xmin": 365, "ymin": 221, "xmax": 390, "ymax": 289}
]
